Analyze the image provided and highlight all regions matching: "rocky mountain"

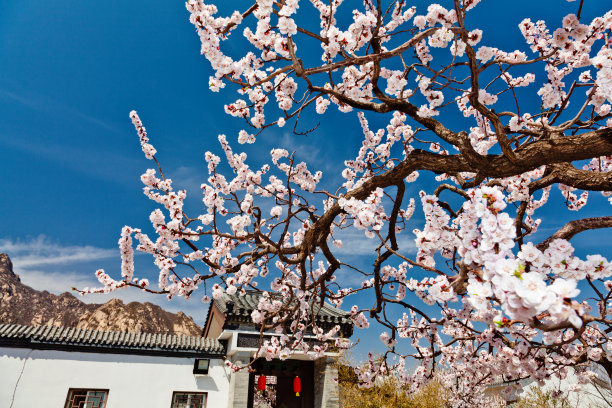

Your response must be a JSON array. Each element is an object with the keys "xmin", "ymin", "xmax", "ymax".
[{"xmin": 0, "ymin": 253, "xmax": 202, "ymax": 336}]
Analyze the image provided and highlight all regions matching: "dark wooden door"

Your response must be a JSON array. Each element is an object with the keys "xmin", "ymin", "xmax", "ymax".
[{"xmin": 276, "ymin": 376, "xmax": 297, "ymax": 408}]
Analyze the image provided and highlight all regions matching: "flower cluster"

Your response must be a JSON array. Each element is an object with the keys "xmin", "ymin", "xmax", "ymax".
[
  {"xmin": 129, "ymin": 110, "xmax": 156, "ymax": 159},
  {"xmin": 338, "ymin": 188, "xmax": 386, "ymax": 234},
  {"xmin": 87, "ymin": 2, "xmax": 612, "ymax": 405}
]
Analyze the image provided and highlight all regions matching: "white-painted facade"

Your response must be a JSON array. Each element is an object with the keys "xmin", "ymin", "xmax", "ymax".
[
  {"xmin": 521, "ymin": 368, "xmax": 612, "ymax": 407},
  {"xmin": 0, "ymin": 291, "xmax": 353, "ymax": 408},
  {"xmin": 0, "ymin": 347, "xmax": 229, "ymax": 408}
]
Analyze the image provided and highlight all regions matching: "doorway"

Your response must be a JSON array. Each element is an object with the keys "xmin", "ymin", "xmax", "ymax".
[{"xmin": 247, "ymin": 359, "xmax": 314, "ymax": 408}]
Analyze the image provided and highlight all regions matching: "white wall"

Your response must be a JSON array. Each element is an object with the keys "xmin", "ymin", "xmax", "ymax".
[
  {"xmin": 521, "ymin": 368, "xmax": 611, "ymax": 407},
  {"xmin": 0, "ymin": 347, "xmax": 229, "ymax": 408}
]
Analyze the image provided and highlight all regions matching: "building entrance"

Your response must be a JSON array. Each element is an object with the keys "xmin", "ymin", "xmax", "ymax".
[{"xmin": 247, "ymin": 359, "xmax": 314, "ymax": 408}]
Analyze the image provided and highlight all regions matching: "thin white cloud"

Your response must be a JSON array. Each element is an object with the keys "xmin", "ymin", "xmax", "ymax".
[
  {"xmin": 0, "ymin": 235, "xmax": 117, "ymax": 269},
  {"xmin": 0, "ymin": 235, "xmax": 205, "ymax": 325},
  {"xmin": 280, "ymin": 132, "xmax": 321, "ymax": 156},
  {"xmin": 0, "ymin": 86, "xmax": 122, "ymax": 134},
  {"xmin": 171, "ymin": 165, "xmax": 206, "ymax": 195},
  {"xmin": 15, "ymin": 269, "xmax": 98, "ymax": 296},
  {"xmin": 277, "ymin": 132, "xmax": 327, "ymax": 169},
  {"xmin": 334, "ymin": 266, "xmax": 371, "ymax": 288},
  {"xmin": 0, "ymin": 135, "xmax": 142, "ymax": 187},
  {"xmin": 332, "ymin": 227, "xmax": 416, "ymax": 257}
]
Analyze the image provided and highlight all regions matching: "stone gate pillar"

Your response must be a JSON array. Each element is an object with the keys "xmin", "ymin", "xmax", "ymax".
[
  {"xmin": 228, "ymin": 352, "xmax": 251, "ymax": 408},
  {"xmin": 314, "ymin": 356, "xmax": 339, "ymax": 408}
]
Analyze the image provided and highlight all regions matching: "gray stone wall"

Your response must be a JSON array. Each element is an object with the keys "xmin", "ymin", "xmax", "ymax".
[
  {"xmin": 228, "ymin": 352, "xmax": 251, "ymax": 408},
  {"xmin": 314, "ymin": 356, "xmax": 340, "ymax": 408}
]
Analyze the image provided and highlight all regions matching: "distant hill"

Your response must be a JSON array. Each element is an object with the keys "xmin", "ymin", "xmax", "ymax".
[{"xmin": 0, "ymin": 253, "xmax": 202, "ymax": 336}]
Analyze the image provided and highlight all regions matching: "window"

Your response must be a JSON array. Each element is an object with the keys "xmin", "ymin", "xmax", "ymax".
[
  {"xmin": 171, "ymin": 392, "xmax": 207, "ymax": 408},
  {"xmin": 193, "ymin": 358, "xmax": 210, "ymax": 375},
  {"xmin": 64, "ymin": 389, "xmax": 108, "ymax": 408}
]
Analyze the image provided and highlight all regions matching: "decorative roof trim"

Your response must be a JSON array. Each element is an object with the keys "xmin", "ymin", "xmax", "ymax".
[
  {"xmin": 0, "ymin": 324, "xmax": 226, "ymax": 358},
  {"xmin": 204, "ymin": 291, "xmax": 354, "ymax": 338}
]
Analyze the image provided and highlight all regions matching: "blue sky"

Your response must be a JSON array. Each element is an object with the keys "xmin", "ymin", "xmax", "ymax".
[{"xmin": 1, "ymin": 0, "xmax": 611, "ymax": 358}]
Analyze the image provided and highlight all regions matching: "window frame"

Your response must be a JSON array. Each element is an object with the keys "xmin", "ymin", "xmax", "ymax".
[
  {"xmin": 170, "ymin": 391, "xmax": 208, "ymax": 408},
  {"xmin": 64, "ymin": 388, "xmax": 109, "ymax": 408},
  {"xmin": 193, "ymin": 358, "xmax": 210, "ymax": 375}
]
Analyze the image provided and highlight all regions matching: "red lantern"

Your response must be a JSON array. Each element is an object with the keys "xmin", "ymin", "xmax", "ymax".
[
  {"xmin": 257, "ymin": 374, "xmax": 266, "ymax": 394},
  {"xmin": 293, "ymin": 375, "xmax": 301, "ymax": 397}
]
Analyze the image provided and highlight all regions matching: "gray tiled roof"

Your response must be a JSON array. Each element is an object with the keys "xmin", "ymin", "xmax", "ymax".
[
  {"xmin": 0, "ymin": 323, "xmax": 226, "ymax": 357},
  {"xmin": 215, "ymin": 291, "xmax": 351, "ymax": 324},
  {"xmin": 208, "ymin": 291, "xmax": 353, "ymax": 337}
]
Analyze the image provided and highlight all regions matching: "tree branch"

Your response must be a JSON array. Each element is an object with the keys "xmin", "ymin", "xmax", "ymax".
[{"xmin": 537, "ymin": 216, "xmax": 612, "ymax": 250}]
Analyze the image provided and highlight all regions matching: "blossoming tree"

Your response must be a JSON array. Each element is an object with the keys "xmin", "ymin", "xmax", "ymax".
[{"xmin": 85, "ymin": 0, "xmax": 612, "ymax": 405}]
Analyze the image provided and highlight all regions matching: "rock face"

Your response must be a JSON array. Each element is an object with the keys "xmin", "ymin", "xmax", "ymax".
[{"xmin": 0, "ymin": 253, "xmax": 202, "ymax": 336}]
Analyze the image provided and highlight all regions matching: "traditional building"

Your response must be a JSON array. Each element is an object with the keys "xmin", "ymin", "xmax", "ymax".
[
  {"xmin": 0, "ymin": 323, "xmax": 228, "ymax": 408},
  {"xmin": 203, "ymin": 291, "xmax": 353, "ymax": 408},
  {"xmin": 0, "ymin": 292, "xmax": 353, "ymax": 408}
]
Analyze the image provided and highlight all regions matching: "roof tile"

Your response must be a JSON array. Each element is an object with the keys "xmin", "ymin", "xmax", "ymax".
[{"xmin": 0, "ymin": 323, "xmax": 225, "ymax": 356}]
